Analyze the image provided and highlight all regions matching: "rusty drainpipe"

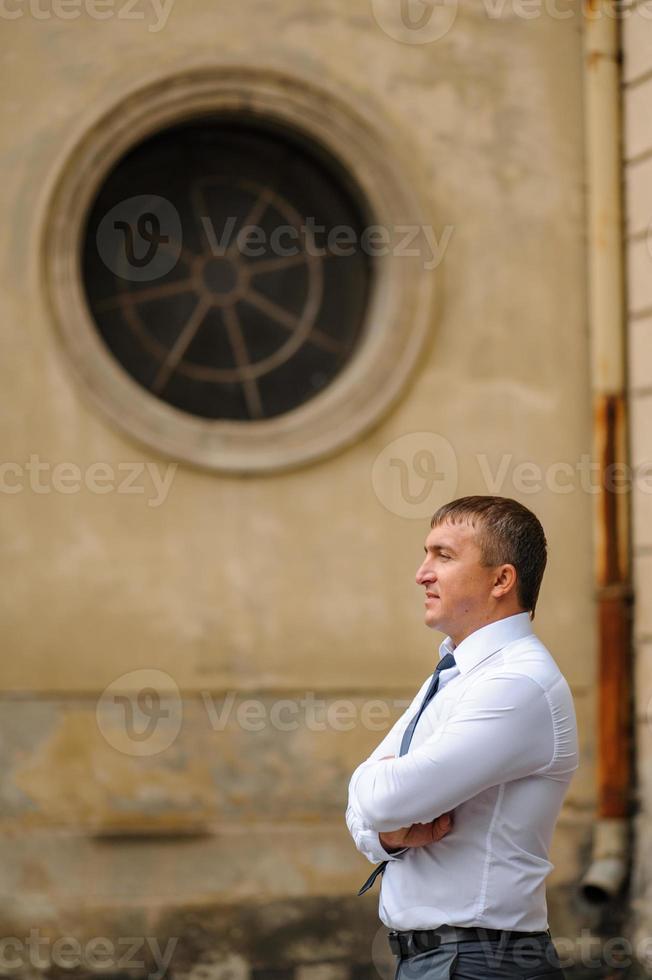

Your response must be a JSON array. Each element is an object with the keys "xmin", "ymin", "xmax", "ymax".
[{"xmin": 580, "ymin": 0, "xmax": 633, "ymax": 904}]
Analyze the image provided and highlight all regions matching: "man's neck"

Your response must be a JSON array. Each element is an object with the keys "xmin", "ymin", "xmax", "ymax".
[{"xmin": 448, "ymin": 607, "xmax": 528, "ymax": 648}]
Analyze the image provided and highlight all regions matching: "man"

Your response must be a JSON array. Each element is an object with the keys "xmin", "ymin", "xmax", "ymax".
[{"xmin": 346, "ymin": 496, "xmax": 578, "ymax": 979}]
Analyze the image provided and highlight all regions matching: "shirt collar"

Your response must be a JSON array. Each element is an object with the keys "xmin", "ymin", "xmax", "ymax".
[{"xmin": 438, "ymin": 612, "xmax": 534, "ymax": 674}]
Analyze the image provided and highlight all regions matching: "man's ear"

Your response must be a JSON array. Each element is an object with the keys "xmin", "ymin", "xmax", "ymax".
[{"xmin": 491, "ymin": 563, "xmax": 518, "ymax": 599}]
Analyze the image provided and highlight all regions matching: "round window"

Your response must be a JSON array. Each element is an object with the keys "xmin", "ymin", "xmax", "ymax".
[
  {"xmin": 82, "ymin": 120, "xmax": 372, "ymax": 421},
  {"xmin": 42, "ymin": 69, "xmax": 434, "ymax": 472}
]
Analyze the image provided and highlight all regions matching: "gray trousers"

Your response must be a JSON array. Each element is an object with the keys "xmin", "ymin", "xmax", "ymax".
[{"xmin": 393, "ymin": 932, "xmax": 566, "ymax": 979}]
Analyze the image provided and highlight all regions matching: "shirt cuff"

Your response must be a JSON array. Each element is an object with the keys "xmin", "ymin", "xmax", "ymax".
[{"xmin": 360, "ymin": 830, "xmax": 407, "ymax": 864}]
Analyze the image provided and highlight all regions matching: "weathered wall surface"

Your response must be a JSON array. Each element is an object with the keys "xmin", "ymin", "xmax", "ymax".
[
  {"xmin": 0, "ymin": 0, "xmax": 593, "ymax": 974},
  {"xmin": 624, "ymin": 0, "xmax": 652, "ymax": 961}
]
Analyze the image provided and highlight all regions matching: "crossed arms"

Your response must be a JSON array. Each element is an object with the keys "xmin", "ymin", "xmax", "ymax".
[{"xmin": 346, "ymin": 672, "xmax": 555, "ymax": 861}]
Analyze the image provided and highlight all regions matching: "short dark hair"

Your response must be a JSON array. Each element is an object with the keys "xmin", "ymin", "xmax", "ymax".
[{"xmin": 430, "ymin": 495, "xmax": 548, "ymax": 618}]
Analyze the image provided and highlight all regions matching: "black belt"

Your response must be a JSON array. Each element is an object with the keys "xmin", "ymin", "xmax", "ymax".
[{"xmin": 388, "ymin": 925, "xmax": 551, "ymax": 958}]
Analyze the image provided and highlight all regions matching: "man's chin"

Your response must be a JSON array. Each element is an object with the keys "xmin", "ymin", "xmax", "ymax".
[{"xmin": 424, "ymin": 610, "xmax": 443, "ymax": 630}]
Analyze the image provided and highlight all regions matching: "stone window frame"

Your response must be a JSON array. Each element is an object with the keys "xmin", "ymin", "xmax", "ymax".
[{"xmin": 42, "ymin": 67, "xmax": 435, "ymax": 474}]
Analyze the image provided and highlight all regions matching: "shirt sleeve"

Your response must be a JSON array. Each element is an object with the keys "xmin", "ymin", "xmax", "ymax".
[
  {"xmin": 349, "ymin": 673, "xmax": 557, "ymax": 832},
  {"xmin": 345, "ymin": 682, "xmax": 429, "ymax": 862},
  {"xmin": 345, "ymin": 799, "xmax": 408, "ymax": 863}
]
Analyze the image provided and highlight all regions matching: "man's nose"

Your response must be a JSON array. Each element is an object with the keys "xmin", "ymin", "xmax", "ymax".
[{"xmin": 416, "ymin": 562, "xmax": 433, "ymax": 585}]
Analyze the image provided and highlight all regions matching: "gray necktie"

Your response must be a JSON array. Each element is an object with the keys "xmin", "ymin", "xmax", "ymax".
[{"xmin": 357, "ymin": 651, "xmax": 457, "ymax": 896}]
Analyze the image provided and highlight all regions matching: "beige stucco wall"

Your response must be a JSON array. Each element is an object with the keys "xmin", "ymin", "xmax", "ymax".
[{"xmin": 0, "ymin": 0, "xmax": 594, "ymax": 972}]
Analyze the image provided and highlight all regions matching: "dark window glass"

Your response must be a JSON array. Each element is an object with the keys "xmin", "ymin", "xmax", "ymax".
[{"xmin": 82, "ymin": 119, "xmax": 373, "ymax": 421}]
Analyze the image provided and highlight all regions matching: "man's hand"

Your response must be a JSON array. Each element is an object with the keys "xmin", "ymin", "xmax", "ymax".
[
  {"xmin": 379, "ymin": 812, "xmax": 453, "ymax": 852},
  {"xmin": 376, "ymin": 755, "xmax": 454, "ymax": 851}
]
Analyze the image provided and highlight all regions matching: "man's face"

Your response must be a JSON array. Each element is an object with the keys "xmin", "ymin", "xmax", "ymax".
[{"xmin": 415, "ymin": 518, "xmax": 499, "ymax": 645}]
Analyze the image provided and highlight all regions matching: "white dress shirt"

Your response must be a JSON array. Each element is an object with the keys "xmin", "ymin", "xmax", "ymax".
[{"xmin": 346, "ymin": 612, "xmax": 578, "ymax": 931}]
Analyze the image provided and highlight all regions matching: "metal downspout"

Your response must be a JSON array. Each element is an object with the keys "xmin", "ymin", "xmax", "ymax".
[{"xmin": 580, "ymin": 0, "xmax": 633, "ymax": 904}]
